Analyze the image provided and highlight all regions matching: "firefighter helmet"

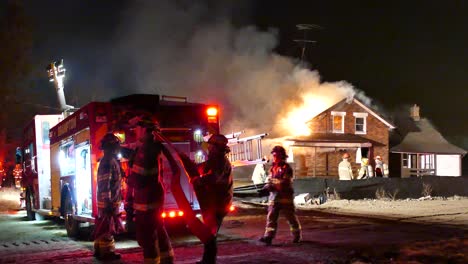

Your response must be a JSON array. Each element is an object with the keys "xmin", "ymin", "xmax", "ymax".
[
  {"xmin": 361, "ymin": 157, "xmax": 369, "ymax": 165},
  {"xmin": 100, "ymin": 133, "xmax": 121, "ymax": 150},
  {"xmin": 207, "ymin": 134, "xmax": 230, "ymax": 153},
  {"xmin": 137, "ymin": 115, "xmax": 158, "ymax": 128},
  {"xmin": 208, "ymin": 134, "xmax": 228, "ymax": 147},
  {"xmin": 271, "ymin": 145, "xmax": 288, "ymax": 159}
]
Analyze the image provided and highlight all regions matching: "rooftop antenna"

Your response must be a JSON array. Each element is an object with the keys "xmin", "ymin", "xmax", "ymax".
[
  {"xmin": 294, "ymin": 24, "xmax": 323, "ymax": 64},
  {"xmin": 46, "ymin": 59, "xmax": 74, "ymax": 115}
]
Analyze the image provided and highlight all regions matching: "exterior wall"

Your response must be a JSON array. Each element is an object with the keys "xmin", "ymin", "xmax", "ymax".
[
  {"xmin": 308, "ymin": 112, "xmax": 328, "ymax": 133},
  {"xmin": 436, "ymin": 154, "xmax": 462, "ymax": 176},
  {"xmin": 298, "ymin": 100, "xmax": 391, "ymax": 178}
]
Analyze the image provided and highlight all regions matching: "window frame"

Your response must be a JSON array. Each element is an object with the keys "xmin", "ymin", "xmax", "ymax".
[
  {"xmin": 331, "ymin": 111, "xmax": 346, "ymax": 133},
  {"xmin": 353, "ymin": 112, "xmax": 368, "ymax": 135}
]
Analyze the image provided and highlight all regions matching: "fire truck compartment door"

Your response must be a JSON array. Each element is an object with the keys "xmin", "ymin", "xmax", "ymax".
[{"xmin": 161, "ymin": 142, "xmax": 199, "ymax": 211}]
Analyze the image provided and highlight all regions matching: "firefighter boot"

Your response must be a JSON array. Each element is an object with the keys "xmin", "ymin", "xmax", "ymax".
[
  {"xmin": 196, "ymin": 238, "xmax": 217, "ymax": 264},
  {"xmin": 258, "ymin": 236, "xmax": 272, "ymax": 246},
  {"xmin": 93, "ymin": 243, "xmax": 99, "ymax": 257},
  {"xmin": 292, "ymin": 235, "xmax": 301, "ymax": 243},
  {"xmin": 96, "ymin": 252, "xmax": 121, "ymax": 261}
]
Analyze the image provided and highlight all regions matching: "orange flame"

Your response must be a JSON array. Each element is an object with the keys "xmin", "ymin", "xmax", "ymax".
[{"xmin": 279, "ymin": 93, "xmax": 338, "ymax": 136}]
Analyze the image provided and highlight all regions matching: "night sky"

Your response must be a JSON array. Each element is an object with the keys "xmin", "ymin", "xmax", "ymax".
[{"xmin": 3, "ymin": 0, "xmax": 467, "ymax": 147}]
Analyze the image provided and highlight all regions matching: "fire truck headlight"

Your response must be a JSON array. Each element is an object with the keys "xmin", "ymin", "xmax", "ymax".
[{"xmin": 193, "ymin": 129, "xmax": 203, "ymax": 143}]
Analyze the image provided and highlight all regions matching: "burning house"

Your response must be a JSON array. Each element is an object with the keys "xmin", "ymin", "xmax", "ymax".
[{"xmin": 284, "ymin": 97, "xmax": 395, "ymax": 178}]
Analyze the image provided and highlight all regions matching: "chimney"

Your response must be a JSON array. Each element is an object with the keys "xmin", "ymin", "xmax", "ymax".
[{"xmin": 410, "ymin": 104, "xmax": 420, "ymax": 121}]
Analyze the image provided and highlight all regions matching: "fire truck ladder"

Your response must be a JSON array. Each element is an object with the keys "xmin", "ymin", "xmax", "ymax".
[{"xmin": 226, "ymin": 132, "xmax": 268, "ymax": 167}]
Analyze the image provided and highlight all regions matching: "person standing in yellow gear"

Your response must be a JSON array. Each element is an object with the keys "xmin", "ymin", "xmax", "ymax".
[
  {"xmin": 93, "ymin": 133, "xmax": 125, "ymax": 261},
  {"xmin": 259, "ymin": 145, "xmax": 301, "ymax": 246},
  {"xmin": 357, "ymin": 157, "xmax": 374, "ymax": 179}
]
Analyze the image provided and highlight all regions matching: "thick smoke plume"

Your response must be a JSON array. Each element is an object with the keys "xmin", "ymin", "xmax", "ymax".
[{"xmin": 101, "ymin": 1, "xmax": 370, "ymax": 137}]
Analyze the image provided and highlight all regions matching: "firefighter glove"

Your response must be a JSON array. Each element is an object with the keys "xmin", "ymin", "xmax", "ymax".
[{"xmin": 257, "ymin": 188, "xmax": 269, "ymax": 197}]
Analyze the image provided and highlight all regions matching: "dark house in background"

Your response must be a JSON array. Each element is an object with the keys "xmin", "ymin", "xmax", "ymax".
[
  {"xmin": 286, "ymin": 97, "xmax": 395, "ymax": 178},
  {"xmin": 390, "ymin": 105, "xmax": 466, "ymax": 177}
]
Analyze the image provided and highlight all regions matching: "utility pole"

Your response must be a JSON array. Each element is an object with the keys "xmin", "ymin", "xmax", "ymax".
[{"xmin": 294, "ymin": 24, "xmax": 323, "ymax": 64}]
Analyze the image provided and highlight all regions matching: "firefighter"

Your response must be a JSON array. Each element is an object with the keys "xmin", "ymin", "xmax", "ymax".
[
  {"xmin": 128, "ymin": 116, "xmax": 176, "ymax": 264},
  {"xmin": 93, "ymin": 133, "xmax": 125, "ymax": 261},
  {"xmin": 251, "ymin": 156, "xmax": 269, "ymax": 184},
  {"xmin": 259, "ymin": 145, "xmax": 301, "ymax": 246},
  {"xmin": 338, "ymin": 152, "xmax": 354, "ymax": 180},
  {"xmin": 374, "ymin": 155, "xmax": 389, "ymax": 177},
  {"xmin": 357, "ymin": 157, "xmax": 374, "ymax": 179},
  {"xmin": 177, "ymin": 134, "xmax": 233, "ymax": 264}
]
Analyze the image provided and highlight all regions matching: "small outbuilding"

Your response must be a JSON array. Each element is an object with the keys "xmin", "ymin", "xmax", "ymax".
[{"xmin": 390, "ymin": 105, "xmax": 467, "ymax": 177}]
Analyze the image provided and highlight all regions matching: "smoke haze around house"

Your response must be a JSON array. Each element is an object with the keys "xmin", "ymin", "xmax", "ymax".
[{"xmin": 97, "ymin": 1, "xmax": 371, "ymax": 136}]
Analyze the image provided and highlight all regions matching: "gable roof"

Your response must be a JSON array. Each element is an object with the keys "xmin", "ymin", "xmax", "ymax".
[
  {"xmin": 307, "ymin": 97, "xmax": 395, "ymax": 129},
  {"xmin": 391, "ymin": 118, "xmax": 467, "ymax": 155}
]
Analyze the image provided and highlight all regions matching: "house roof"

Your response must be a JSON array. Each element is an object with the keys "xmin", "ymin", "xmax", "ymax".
[
  {"xmin": 391, "ymin": 118, "xmax": 467, "ymax": 155},
  {"xmin": 307, "ymin": 97, "xmax": 395, "ymax": 129},
  {"xmin": 286, "ymin": 133, "xmax": 384, "ymax": 148}
]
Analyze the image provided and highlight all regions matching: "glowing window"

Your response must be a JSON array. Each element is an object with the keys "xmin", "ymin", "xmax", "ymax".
[{"xmin": 331, "ymin": 111, "xmax": 346, "ymax": 133}]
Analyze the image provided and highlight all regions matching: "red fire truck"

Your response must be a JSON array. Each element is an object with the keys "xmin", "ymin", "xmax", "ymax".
[{"xmin": 24, "ymin": 94, "xmax": 220, "ymax": 237}]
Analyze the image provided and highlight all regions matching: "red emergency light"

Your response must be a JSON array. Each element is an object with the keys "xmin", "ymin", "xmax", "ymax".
[
  {"xmin": 206, "ymin": 107, "xmax": 218, "ymax": 123},
  {"xmin": 161, "ymin": 210, "xmax": 184, "ymax": 219}
]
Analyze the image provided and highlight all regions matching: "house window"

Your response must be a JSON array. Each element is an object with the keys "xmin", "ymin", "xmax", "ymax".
[
  {"xmin": 403, "ymin": 153, "xmax": 411, "ymax": 168},
  {"xmin": 403, "ymin": 153, "xmax": 418, "ymax": 168},
  {"xmin": 420, "ymin": 154, "xmax": 435, "ymax": 169},
  {"xmin": 353, "ymin": 112, "xmax": 368, "ymax": 134},
  {"xmin": 331, "ymin": 111, "xmax": 346, "ymax": 133}
]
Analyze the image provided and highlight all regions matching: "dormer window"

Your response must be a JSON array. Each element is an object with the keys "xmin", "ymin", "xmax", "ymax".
[
  {"xmin": 353, "ymin": 112, "xmax": 368, "ymax": 134},
  {"xmin": 331, "ymin": 111, "xmax": 346, "ymax": 133}
]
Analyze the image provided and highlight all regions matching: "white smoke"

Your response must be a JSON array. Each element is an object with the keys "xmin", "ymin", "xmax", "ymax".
[{"xmin": 103, "ymin": 1, "xmax": 371, "ymax": 137}]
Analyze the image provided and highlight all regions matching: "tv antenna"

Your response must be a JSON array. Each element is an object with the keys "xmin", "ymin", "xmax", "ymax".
[{"xmin": 294, "ymin": 24, "xmax": 323, "ymax": 63}]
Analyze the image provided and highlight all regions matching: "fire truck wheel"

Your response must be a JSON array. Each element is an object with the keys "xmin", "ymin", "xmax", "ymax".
[
  {"xmin": 25, "ymin": 187, "xmax": 35, "ymax": 221},
  {"xmin": 63, "ymin": 194, "xmax": 80, "ymax": 238}
]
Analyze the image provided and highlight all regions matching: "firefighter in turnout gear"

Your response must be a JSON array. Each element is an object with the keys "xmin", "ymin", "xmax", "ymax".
[
  {"xmin": 357, "ymin": 157, "xmax": 374, "ymax": 179},
  {"xmin": 93, "ymin": 133, "xmax": 125, "ymax": 261},
  {"xmin": 178, "ymin": 134, "xmax": 233, "ymax": 264},
  {"xmin": 128, "ymin": 116, "xmax": 176, "ymax": 264},
  {"xmin": 338, "ymin": 152, "xmax": 354, "ymax": 180},
  {"xmin": 374, "ymin": 155, "xmax": 389, "ymax": 177},
  {"xmin": 259, "ymin": 145, "xmax": 301, "ymax": 246}
]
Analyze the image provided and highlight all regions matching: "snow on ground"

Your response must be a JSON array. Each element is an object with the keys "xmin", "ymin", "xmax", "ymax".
[
  {"xmin": 0, "ymin": 188, "xmax": 21, "ymax": 212},
  {"xmin": 296, "ymin": 196, "xmax": 468, "ymax": 228}
]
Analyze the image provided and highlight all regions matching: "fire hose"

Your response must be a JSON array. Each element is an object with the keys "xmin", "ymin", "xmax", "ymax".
[{"xmin": 154, "ymin": 133, "xmax": 215, "ymax": 244}]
